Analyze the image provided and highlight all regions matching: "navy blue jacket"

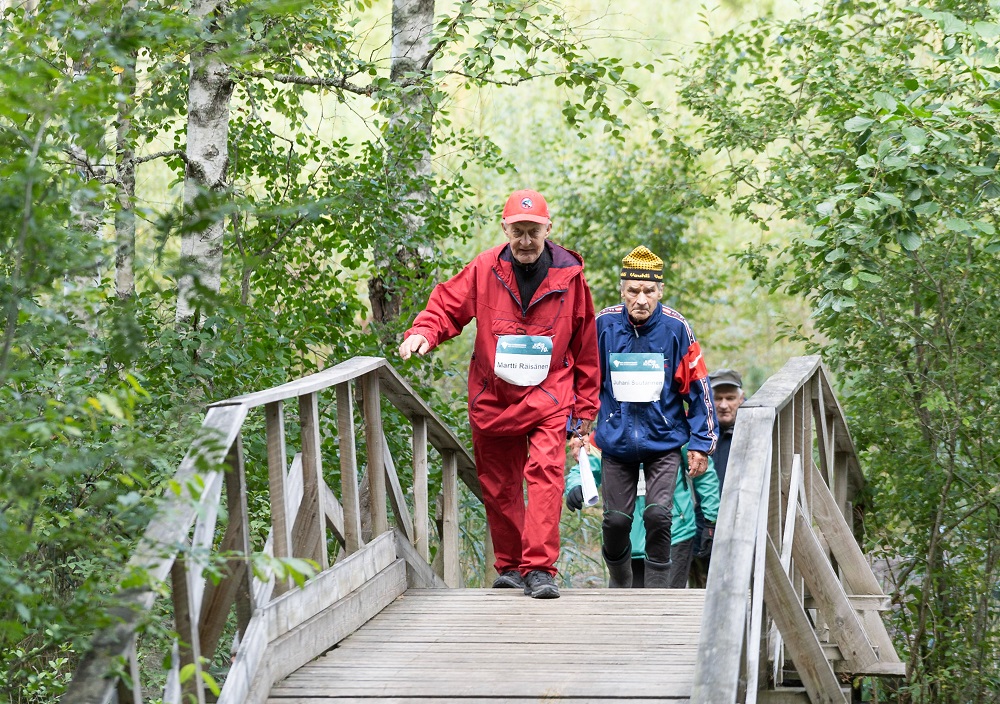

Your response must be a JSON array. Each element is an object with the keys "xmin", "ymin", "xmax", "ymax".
[{"xmin": 594, "ymin": 302, "xmax": 718, "ymax": 461}]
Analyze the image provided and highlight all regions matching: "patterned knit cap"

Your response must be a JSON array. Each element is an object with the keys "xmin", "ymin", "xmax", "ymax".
[{"xmin": 620, "ymin": 246, "xmax": 664, "ymax": 282}]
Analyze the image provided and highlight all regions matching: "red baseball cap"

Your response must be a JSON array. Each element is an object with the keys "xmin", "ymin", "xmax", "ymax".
[{"xmin": 502, "ymin": 189, "xmax": 550, "ymax": 224}]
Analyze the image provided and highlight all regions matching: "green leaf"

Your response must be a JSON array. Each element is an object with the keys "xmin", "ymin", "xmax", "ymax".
[
  {"xmin": 897, "ymin": 232, "xmax": 922, "ymax": 251},
  {"xmin": 855, "ymin": 155, "xmax": 876, "ymax": 170},
  {"xmin": 902, "ymin": 126, "xmax": 927, "ymax": 146},
  {"xmin": 875, "ymin": 192, "xmax": 903, "ymax": 208},
  {"xmin": 845, "ymin": 116, "xmax": 875, "ymax": 132},
  {"xmin": 873, "ymin": 92, "xmax": 897, "ymax": 113},
  {"xmin": 913, "ymin": 201, "xmax": 939, "ymax": 215},
  {"xmin": 857, "ymin": 271, "xmax": 883, "ymax": 283},
  {"xmin": 855, "ymin": 196, "xmax": 880, "ymax": 212},
  {"xmin": 816, "ymin": 201, "xmax": 837, "ymax": 216},
  {"xmin": 945, "ymin": 218, "xmax": 970, "ymax": 232},
  {"xmin": 967, "ymin": 165, "xmax": 995, "ymax": 176},
  {"xmin": 842, "ymin": 275, "xmax": 859, "ymax": 291},
  {"xmin": 974, "ymin": 22, "xmax": 1000, "ymax": 38},
  {"xmin": 973, "ymin": 220, "xmax": 996, "ymax": 235},
  {"xmin": 202, "ymin": 671, "xmax": 221, "ymax": 696}
]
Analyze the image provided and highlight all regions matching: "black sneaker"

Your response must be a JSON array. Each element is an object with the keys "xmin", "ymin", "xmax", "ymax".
[
  {"xmin": 522, "ymin": 570, "xmax": 560, "ymax": 599},
  {"xmin": 492, "ymin": 570, "xmax": 525, "ymax": 589}
]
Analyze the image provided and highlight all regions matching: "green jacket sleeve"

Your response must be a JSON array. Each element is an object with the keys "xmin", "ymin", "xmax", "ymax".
[{"xmin": 692, "ymin": 457, "xmax": 720, "ymax": 523}]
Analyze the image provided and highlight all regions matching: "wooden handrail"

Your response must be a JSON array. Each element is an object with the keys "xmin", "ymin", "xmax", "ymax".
[
  {"xmin": 63, "ymin": 357, "xmax": 480, "ymax": 704},
  {"xmin": 690, "ymin": 356, "xmax": 903, "ymax": 703}
]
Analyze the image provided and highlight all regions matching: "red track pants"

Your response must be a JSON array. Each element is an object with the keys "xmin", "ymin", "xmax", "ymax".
[{"xmin": 472, "ymin": 413, "xmax": 567, "ymax": 576}]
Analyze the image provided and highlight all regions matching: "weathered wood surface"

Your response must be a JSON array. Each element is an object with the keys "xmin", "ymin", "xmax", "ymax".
[
  {"xmin": 220, "ymin": 534, "xmax": 405, "ymax": 704},
  {"xmin": 691, "ymin": 406, "xmax": 775, "ymax": 702},
  {"xmin": 64, "ymin": 403, "xmax": 248, "ymax": 704},
  {"xmin": 210, "ymin": 356, "xmax": 386, "ymax": 409},
  {"xmin": 392, "ymin": 528, "xmax": 447, "ymax": 589},
  {"xmin": 376, "ymin": 363, "xmax": 481, "ymax": 499},
  {"xmin": 691, "ymin": 356, "xmax": 902, "ymax": 703},
  {"xmin": 268, "ymin": 589, "xmax": 706, "ymax": 702},
  {"xmin": 742, "ymin": 356, "xmax": 821, "ymax": 414},
  {"xmin": 763, "ymin": 538, "xmax": 847, "ymax": 704}
]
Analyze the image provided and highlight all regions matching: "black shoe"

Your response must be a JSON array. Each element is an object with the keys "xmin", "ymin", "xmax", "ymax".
[
  {"xmin": 522, "ymin": 570, "xmax": 560, "ymax": 599},
  {"xmin": 492, "ymin": 570, "xmax": 525, "ymax": 589}
]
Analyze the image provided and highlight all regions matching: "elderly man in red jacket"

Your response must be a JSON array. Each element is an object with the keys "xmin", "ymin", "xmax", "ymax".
[{"xmin": 399, "ymin": 189, "xmax": 600, "ymax": 599}]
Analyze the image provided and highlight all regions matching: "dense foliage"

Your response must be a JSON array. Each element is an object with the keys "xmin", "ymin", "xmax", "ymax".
[{"xmin": 679, "ymin": 0, "xmax": 1000, "ymax": 700}]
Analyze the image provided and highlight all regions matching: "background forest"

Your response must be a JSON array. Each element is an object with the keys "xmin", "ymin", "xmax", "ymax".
[{"xmin": 2, "ymin": 0, "xmax": 999, "ymax": 701}]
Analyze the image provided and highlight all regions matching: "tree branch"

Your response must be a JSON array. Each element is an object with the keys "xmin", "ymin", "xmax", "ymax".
[
  {"xmin": 133, "ymin": 149, "xmax": 188, "ymax": 165},
  {"xmin": 237, "ymin": 69, "xmax": 377, "ymax": 95}
]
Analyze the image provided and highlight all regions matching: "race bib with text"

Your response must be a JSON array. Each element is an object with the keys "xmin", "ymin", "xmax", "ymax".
[
  {"xmin": 609, "ymin": 352, "xmax": 665, "ymax": 402},
  {"xmin": 494, "ymin": 335, "xmax": 553, "ymax": 386}
]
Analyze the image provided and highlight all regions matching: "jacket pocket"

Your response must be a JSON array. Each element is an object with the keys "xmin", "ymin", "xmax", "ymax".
[
  {"xmin": 471, "ymin": 378, "xmax": 488, "ymax": 410},
  {"xmin": 536, "ymin": 384, "xmax": 558, "ymax": 405}
]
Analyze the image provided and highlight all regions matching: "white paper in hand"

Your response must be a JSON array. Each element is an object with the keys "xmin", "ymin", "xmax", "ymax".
[{"xmin": 577, "ymin": 447, "xmax": 600, "ymax": 507}]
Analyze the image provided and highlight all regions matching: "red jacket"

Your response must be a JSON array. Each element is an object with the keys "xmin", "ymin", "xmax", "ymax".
[{"xmin": 405, "ymin": 241, "xmax": 600, "ymax": 435}]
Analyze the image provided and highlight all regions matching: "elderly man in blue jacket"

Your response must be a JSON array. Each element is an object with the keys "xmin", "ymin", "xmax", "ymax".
[{"xmin": 593, "ymin": 246, "xmax": 719, "ymax": 589}]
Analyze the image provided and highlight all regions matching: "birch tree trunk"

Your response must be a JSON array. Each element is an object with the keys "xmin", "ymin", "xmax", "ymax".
[
  {"xmin": 176, "ymin": 0, "xmax": 233, "ymax": 326},
  {"xmin": 115, "ymin": 48, "xmax": 138, "ymax": 300},
  {"xmin": 368, "ymin": 0, "xmax": 435, "ymax": 326}
]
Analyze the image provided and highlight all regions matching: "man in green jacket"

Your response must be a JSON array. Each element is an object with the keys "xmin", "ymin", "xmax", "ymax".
[{"xmin": 565, "ymin": 434, "xmax": 720, "ymax": 587}]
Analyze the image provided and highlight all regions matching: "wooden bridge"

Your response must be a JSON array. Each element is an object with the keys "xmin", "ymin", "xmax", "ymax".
[{"xmin": 64, "ymin": 355, "xmax": 904, "ymax": 704}]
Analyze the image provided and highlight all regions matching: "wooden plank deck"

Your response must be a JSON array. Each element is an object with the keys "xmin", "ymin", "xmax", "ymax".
[{"xmin": 268, "ymin": 588, "xmax": 706, "ymax": 703}]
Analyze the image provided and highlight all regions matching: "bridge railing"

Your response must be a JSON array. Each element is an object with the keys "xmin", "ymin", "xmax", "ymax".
[
  {"xmin": 691, "ymin": 356, "xmax": 903, "ymax": 703},
  {"xmin": 64, "ymin": 356, "xmax": 479, "ymax": 704}
]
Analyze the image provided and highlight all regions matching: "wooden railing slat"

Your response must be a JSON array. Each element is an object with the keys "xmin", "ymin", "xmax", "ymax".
[
  {"xmin": 170, "ymin": 553, "xmax": 206, "ymax": 704},
  {"xmin": 265, "ymin": 401, "xmax": 292, "ymax": 596},
  {"xmin": 691, "ymin": 406, "xmax": 774, "ymax": 701},
  {"xmin": 808, "ymin": 462, "xmax": 883, "ymax": 596},
  {"xmin": 746, "ymin": 464, "xmax": 771, "ymax": 701},
  {"xmin": 190, "ymin": 472, "xmax": 223, "ymax": 619},
  {"xmin": 322, "ymin": 481, "xmax": 347, "ymax": 546},
  {"xmin": 442, "ymin": 450, "xmax": 461, "ymax": 588},
  {"xmin": 382, "ymin": 434, "xmax": 415, "ymax": 542},
  {"xmin": 116, "ymin": 640, "xmax": 142, "ymax": 704},
  {"xmin": 209, "ymin": 356, "xmax": 386, "ymax": 409},
  {"xmin": 763, "ymin": 537, "xmax": 848, "ymax": 704},
  {"xmin": 376, "ymin": 364, "xmax": 481, "ymax": 500},
  {"xmin": 336, "ymin": 381, "xmax": 363, "ymax": 554},
  {"xmin": 742, "ymin": 356, "xmax": 822, "ymax": 413},
  {"xmin": 412, "ymin": 416, "xmax": 429, "ymax": 562},
  {"xmin": 818, "ymin": 369, "xmax": 864, "ymax": 497},
  {"xmin": 792, "ymin": 505, "xmax": 879, "ymax": 670},
  {"xmin": 362, "ymin": 372, "xmax": 389, "ymax": 537},
  {"xmin": 295, "ymin": 392, "xmax": 328, "ymax": 569},
  {"xmin": 199, "ymin": 436, "xmax": 255, "ymax": 661}
]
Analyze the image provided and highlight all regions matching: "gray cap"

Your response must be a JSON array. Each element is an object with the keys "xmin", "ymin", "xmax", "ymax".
[{"xmin": 710, "ymin": 368, "xmax": 742, "ymax": 389}]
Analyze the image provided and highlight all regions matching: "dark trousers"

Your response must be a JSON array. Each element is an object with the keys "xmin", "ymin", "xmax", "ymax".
[
  {"xmin": 601, "ymin": 450, "xmax": 680, "ymax": 564},
  {"xmin": 689, "ymin": 553, "xmax": 710, "ymax": 588},
  {"xmin": 668, "ymin": 538, "xmax": 694, "ymax": 588}
]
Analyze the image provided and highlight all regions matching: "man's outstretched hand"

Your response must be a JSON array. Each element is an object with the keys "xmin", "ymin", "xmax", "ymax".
[{"xmin": 399, "ymin": 334, "xmax": 429, "ymax": 360}]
